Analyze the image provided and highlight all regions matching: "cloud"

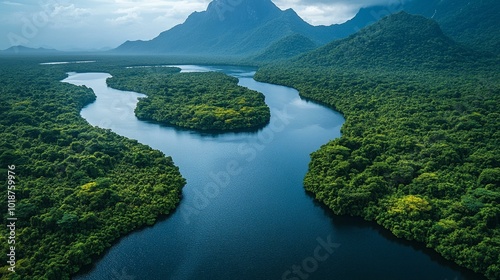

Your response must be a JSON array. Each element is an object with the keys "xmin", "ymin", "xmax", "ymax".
[
  {"xmin": 51, "ymin": 4, "xmax": 91, "ymax": 18},
  {"xmin": 107, "ymin": 0, "xmax": 210, "ymax": 26},
  {"xmin": 0, "ymin": 0, "xmax": 407, "ymax": 50},
  {"xmin": 1, "ymin": 1, "xmax": 25, "ymax": 6},
  {"xmin": 285, "ymin": 3, "xmax": 360, "ymax": 25},
  {"xmin": 274, "ymin": 0, "xmax": 406, "ymax": 25},
  {"xmin": 38, "ymin": 3, "xmax": 92, "ymax": 28},
  {"xmin": 108, "ymin": 11, "xmax": 142, "ymax": 25},
  {"xmin": 103, "ymin": 0, "xmax": 207, "ymax": 27},
  {"xmin": 275, "ymin": 0, "xmax": 405, "ymax": 5}
]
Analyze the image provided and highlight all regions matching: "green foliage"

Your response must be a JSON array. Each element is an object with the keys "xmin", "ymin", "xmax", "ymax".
[
  {"xmin": 405, "ymin": 0, "xmax": 500, "ymax": 55},
  {"xmin": 255, "ymin": 40, "xmax": 500, "ymax": 279},
  {"xmin": 295, "ymin": 12, "xmax": 491, "ymax": 71},
  {"xmin": 251, "ymin": 33, "xmax": 318, "ymax": 62},
  {"xmin": 107, "ymin": 67, "xmax": 270, "ymax": 131},
  {"xmin": 0, "ymin": 57, "xmax": 185, "ymax": 279}
]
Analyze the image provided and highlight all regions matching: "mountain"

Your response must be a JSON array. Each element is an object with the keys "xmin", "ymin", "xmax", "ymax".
[
  {"xmin": 294, "ymin": 12, "xmax": 481, "ymax": 70},
  {"xmin": 251, "ymin": 33, "xmax": 318, "ymax": 62},
  {"xmin": 326, "ymin": 5, "xmax": 401, "ymax": 38},
  {"xmin": 115, "ymin": 0, "xmax": 339, "ymax": 55},
  {"xmin": 1, "ymin": 46, "xmax": 60, "ymax": 55},
  {"xmin": 402, "ymin": 0, "xmax": 500, "ymax": 55},
  {"xmin": 332, "ymin": 0, "xmax": 500, "ymax": 55},
  {"xmin": 114, "ymin": 0, "xmax": 499, "ymax": 57},
  {"xmin": 114, "ymin": 0, "xmax": 407, "ymax": 56}
]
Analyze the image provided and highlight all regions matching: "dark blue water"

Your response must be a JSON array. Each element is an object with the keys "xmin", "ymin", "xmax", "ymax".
[{"xmin": 65, "ymin": 66, "xmax": 483, "ymax": 280}]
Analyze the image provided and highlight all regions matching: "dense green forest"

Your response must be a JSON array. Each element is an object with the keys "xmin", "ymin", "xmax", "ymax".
[
  {"xmin": 254, "ymin": 14, "xmax": 500, "ymax": 278},
  {"xmin": 256, "ymin": 64, "xmax": 500, "ymax": 280},
  {"xmin": 294, "ymin": 12, "xmax": 487, "ymax": 71},
  {"xmin": 251, "ymin": 33, "xmax": 318, "ymax": 63},
  {"xmin": 106, "ymin": 67, "xmax": 270, "ymax": 131},
  {"xmin": 0, "ymin": 57, "xmax": 186, "ymax": 279},
  {"xmin": 405, "ymin": 0, "xmax": 500, "ymax": 55},
  {"xmin": 0, "ymin": 0, "xmax": 498, "ymax": 278}
]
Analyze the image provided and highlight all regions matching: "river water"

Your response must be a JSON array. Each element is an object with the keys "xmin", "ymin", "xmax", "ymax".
[{"xmin": 65, "ymin": 65, "xmax": 482, "ymax": 280}]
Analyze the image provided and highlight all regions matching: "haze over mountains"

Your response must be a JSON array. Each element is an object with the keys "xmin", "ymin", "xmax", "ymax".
[
  {"xmin": 114, "ymin": 0, "xmax": 403, "ymax": 56},
  {"xmin": 115, "ymin": 0, "xmax": 339, "ymax": 55},
  {"xmin": 2, "ymin": 0, "xmax": 498, "ymax": 58},
  {"xmin": 113, "ymin": 0, "xmax": 500, "ymax": 57},
  {"xmin": 404, "ymin": 0, "xmax": 500, "ymax": 55},
  {"xmin": 1, "ymin": 46, "xmax": 59, "ymax": 54}
]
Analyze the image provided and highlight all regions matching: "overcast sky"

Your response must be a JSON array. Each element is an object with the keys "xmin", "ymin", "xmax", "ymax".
[{"xmin": 0, "ymin": 0, "xmax": 403, "ymax": 51}]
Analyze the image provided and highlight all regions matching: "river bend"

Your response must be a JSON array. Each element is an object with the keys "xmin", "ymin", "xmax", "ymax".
[{"xmin": 66, "ymin": 65, "xmax": 481, "ymax": 280}]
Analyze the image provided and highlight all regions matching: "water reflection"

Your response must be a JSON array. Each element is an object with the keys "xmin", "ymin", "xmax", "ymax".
[{"xmin": 67, "ymin": 66, "xmax": 483, "ymax": 280}]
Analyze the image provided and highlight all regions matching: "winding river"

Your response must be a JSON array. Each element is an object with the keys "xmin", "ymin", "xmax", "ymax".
[{"xmin": 65, "ymin": 66, "xmax": 483, "ymax": 280}]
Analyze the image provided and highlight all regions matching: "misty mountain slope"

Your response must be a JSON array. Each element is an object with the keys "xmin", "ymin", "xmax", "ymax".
[
  {"xmin": 114, "ymin": 1, "xmax": 404, "ymax": 56},
  {"xmin": 116, "ymin": 1, "xmax": 280, "ymax": 54},
  {"xmin": 114, "ymin": 0, "xmax": 499, "ymax": 58},
  {"xmin": 115, "ymin": 0, "xmax": 338, "ymax": 55},
  {"xmin": 403, "ymin": 0, "xmax": 500, "ymax": 54},
  {"xmin": 327, "ymin": 5, "xmax": 402, "ymax": 37},
  {"xmin": 224, "ymin": 8, "xmax": 313, "ymax": 54},
  {"xmin": 294, "ymin": 12, "xmax": 481, "ymax": 70}
]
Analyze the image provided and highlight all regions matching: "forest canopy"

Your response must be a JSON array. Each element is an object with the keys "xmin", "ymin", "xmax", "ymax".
[
  {"xmin": 255, "ymin": 59, "xmax": 500, "ymax": 279},
  {"xmin": 106, "ymin": 67, "xmax": 271, "ymax": 131},
  {"xmin": 0, "ymin": 57, "xmax": 186, "ymax": 280},
  {"xmin": 253, "ymin": 15, "xmax": 499, "ymax": 279}
]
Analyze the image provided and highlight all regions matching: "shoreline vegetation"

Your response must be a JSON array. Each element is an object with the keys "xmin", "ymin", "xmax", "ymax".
[
  {"xmin": 0, "ymin": 1, "xmax": 498, "ymax": 278},
  {"xmin": 0, "ymin": 56, "xmax": 270, "ymax": 280},
  {"xmin": 0, "ymin": 58, "xmax": 186, "ymax": 280},
  {"xmin": 106, "ymin": 67, "xmax": 271, "ymax": 132},
  {"xmin": 254, "ymin": 13, "xmax": 499, "ymax": 279},
  {"xmin": 0, "ymin": 49, "xmax": 497, "ymax": 279},
  {"xmin": 254, "ymin": 64, "xmax": 500, "ymax": 279}
]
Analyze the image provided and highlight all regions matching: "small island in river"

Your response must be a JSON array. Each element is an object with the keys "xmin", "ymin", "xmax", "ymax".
[{"xmin": 107, "ymin": 67, "xmax": 271, "ymax": 132}]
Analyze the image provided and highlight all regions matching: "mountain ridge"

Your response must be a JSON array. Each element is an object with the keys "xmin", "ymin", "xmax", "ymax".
[
  {"xmin": 114, "ymin": 0, "xmax": 499, "ymax": 58},
  {"xmin": 293, "ymin": 12, "xmax": 483, "ymax": 70},
  {"xmin": 114, "ymin": 0, "xmax": 346, "ymax": 55},
  {"xmin": 403, "ymin": 0, "xmax": 500, "ymax": 54},
  {"xmin": 251, "ymin": 33, "xmax": 318, "ymax": 62},
  {"xmin": 1, "ymin": 45, "xmax": 60, "ymax": 55}
]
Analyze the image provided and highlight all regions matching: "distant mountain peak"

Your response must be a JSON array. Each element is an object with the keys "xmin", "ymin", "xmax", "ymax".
[
  {"xmin": 114, "ymin": 0, "xmax": 336, "ymax": 55},
  {"xmin": 206, "ymin": 0, "xmax": 281, "ymax": 22},
  {"xmin": 114, "ymin": 0, "xmax": 499, "ymax": 58},
  {"xmin": 1, "ymin": 45, "xmax": 59, "ymax": 54}
]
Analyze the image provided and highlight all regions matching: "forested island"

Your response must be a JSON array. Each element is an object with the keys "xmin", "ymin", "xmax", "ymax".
[
  {"xmin": 107, "ymin": 67, "xmax": 271, "ymax": 131},
  {"xmin": 254, "ymin": 12, "xmax": 500, "ymax": 280}
]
